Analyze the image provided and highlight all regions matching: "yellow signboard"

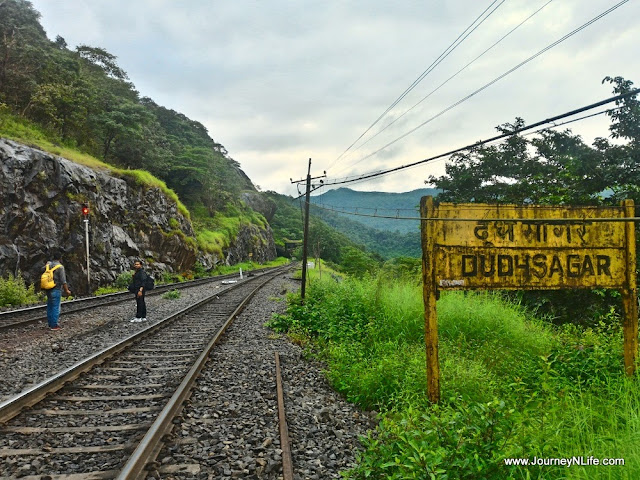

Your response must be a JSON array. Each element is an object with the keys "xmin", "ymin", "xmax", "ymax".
[
  {"xmin": 419, "ymin": 196, "xmax": 638, "ymax": 403},
  {"xmin": 432, "ymin": 203, "xmax": 630, "ymax": 290}
]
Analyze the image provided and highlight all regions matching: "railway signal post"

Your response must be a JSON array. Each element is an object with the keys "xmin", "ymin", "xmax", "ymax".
[{"xmin": 82, "ymin": 203, "xmax": 90, "ymax": 293}]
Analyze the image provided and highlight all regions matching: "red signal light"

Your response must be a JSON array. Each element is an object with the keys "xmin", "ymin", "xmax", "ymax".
[{"xmin": 82, "ymin": 205, "xmax": 89, "ymax": 216}]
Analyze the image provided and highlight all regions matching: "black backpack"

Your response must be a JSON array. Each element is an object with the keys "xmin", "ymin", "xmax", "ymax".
[{"xmin": 144, "ymin": 274, "xmax": 155, "ymax": 291}]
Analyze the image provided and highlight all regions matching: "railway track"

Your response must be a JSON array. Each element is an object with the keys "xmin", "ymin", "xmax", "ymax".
[
  {"xmin": 0, "ymin": 268, "xmax": 271, "ymax": 332},
  {"xmin": 0, "ymin": 265, "xmax": 292, "ymax": 478}
]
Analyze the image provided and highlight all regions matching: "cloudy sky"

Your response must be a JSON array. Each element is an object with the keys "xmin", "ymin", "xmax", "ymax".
[{"xmin": 31, "ymin": 0, "xmax": 639, "ymax": 197}]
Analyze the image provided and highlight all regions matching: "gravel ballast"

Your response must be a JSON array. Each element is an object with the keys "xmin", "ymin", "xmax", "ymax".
[{"xmin": 0, "ymin": 273, "xmax": 377, "ymax": 479}]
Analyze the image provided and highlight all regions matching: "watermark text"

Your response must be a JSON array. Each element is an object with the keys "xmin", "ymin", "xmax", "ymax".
[{"xmin": 504, "ymin": 456, "xmax": 624, "ymax": 467}]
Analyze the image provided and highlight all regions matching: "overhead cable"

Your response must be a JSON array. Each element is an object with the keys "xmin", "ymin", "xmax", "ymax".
[
  {"xmin": 336, "ymin": 0, "xmax": 555, "ymax": 173},
  {"xmin": 321, "ymin": 87, "xmax": 640, "ymax": 187},
  {"xmin": 336, "ymin": 106, "xmax": 620, "ymax": 191},
  {"xmin": 311, "ymin": 203, "xmax": 640, "ymax": 224},
  {"xmin": 341, "ymin": 0, "xmax": 630, "ymax": 171},
  {"xmin": 326, "ymin": 0, "xmax": 505, "ymax": 173}
]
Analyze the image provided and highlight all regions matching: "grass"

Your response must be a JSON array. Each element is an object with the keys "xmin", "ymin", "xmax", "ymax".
[
  {"xmin": 269, "ymin": 271, "xmax": 640, "ymax": 479},
  {"xmin": 162, "ymin": 289, "xmax": 181, "ymax": 299},
  {"xmin": 212, "ymin": 256, "xmax": 290, "ymax": 275},
  {"xmin": 195, "ymin": 229, "xmax": 225, "ymax": 256}
]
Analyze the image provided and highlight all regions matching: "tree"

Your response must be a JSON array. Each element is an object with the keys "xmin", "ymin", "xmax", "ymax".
[
  {"xmin": 603, "ymin": 76, "xmax": 640, "ymax": 144},
  {"xmin": 90, "ymin": 98, "xmax": 153, "ymax": 161},
  {"xmin": 76, "ymin": 45, "xmax": 128, "ymax": 81},
  {"xmin": 340, "ymin": 246, "xmax": 377, "ymax": 278},
  {"xmin": 0, "ymin": 0, "xmax": 49, "ymax": 110},
  {"xmin": 429, "ymin": 118, "xmax": 610, "ymax": 206}
]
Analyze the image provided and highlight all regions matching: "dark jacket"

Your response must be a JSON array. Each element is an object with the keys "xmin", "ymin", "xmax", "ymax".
[{"xmin": 131, "ymin": 269, "xmax": 148, "ymax": 294}]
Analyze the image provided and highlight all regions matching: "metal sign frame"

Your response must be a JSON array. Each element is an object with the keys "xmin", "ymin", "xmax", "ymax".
[{"xmin": 420, "ymin": 196, "xmax": 638, "ymax": 404}]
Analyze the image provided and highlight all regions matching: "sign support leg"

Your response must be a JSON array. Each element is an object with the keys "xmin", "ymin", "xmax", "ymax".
[
  {"xmin": 420, "ymin": 196, "xmax": 440, "ymax": 403},
  {"xmin": 622, "ymin": 199, "xmax": 638, "ymax": 376}
]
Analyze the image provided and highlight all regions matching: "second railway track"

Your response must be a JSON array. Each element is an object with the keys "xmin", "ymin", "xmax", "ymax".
[{"xmin": 0, "ymin": 268, "xmax": 275, "ymax": 332}]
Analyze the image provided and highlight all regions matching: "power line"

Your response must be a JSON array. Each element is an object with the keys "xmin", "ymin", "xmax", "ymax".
[
  {"xmin": 523, "ymin": 107, "xmax": 619, "ymax": 137},
  {"xmin": 311, "ymin": 202, "xmax": 640, "ymax": 224},
  {"xmin": 337, "ymin": 0, "xmax": 630, "ymax": 173},
  {"xmin": 334, "ymin": 0, "xmax": 555, "ymax": 174},
  {"xmin": 321, "ymin": 87, "xmax": 640, "ymax": 187},
  {"xmin": 324, "ymin": 107, "xmax": 620, "ymax": 191},
  {"xmin": 293, "ymin": 183, "xmax": 324, "ymax": 201},
  {"xmin": 327, "ymin": 0, "xmax": 505, "ymax": 173},
  {"xmin": 312, "ymin": 203, "xmax": 419, "ymax": 213}
]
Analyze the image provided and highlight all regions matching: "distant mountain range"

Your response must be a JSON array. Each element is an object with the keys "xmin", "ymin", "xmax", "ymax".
[
  {"xmin": 308, "ymin": 187, "xmax": 439, "ymax": 259},
  {"xmin": 310, "ymin": 187, "xmax": 438, "ymax": 234}
]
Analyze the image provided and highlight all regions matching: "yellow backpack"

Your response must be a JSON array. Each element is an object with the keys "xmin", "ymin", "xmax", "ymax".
[{"xmin": 41, "ymin": 263, "xmax": 62, "ymax": 290}]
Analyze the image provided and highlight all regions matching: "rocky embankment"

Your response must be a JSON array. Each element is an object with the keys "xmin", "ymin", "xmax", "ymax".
[{"xmin": 0, "ymin": 138, "xmax": 277, "ymax": 294}]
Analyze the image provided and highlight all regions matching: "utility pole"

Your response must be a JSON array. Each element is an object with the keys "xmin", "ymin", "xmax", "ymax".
[
  {"xmin": 301, "ymin": 158, "xmax": 311, "ymax": 301},
  {"xmin": 291, "ymin": 158, "xmax": 325, "ymax": 302}
]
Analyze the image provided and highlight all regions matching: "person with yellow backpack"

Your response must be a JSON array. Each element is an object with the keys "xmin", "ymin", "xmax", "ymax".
[{"xmin": 41, "ymin": 249, "xmax": 72, "ymax": 330}]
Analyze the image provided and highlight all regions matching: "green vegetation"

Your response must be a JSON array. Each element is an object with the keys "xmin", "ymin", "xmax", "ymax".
[
  {"xmin": 311, "ymin": 187, "xmax": 437, "ymax": 234},
  {"xmin": 92, "ymin": 286, "xmax": 120, "ymax": 295},
  {"xmin": 93, "ymin": 271, "xmax": 134, "ymax": 296},
  {"xmin": 264, "ymin": 191, "xmax": 383, "ymax": 274},
  {"xmin": 306, "ymin": 188, "xmax": 434, "ymax": 259},
  {"xmin": 311, "ymin": 204, "xmax": 421, "ymax": 258},
  {"xmin": 192, "ymin": 202, "xmax": 268, "ymax": 256},
  {"xmin": 0, "ymin": 272, "xmax": 42, "ymax": 306},
  {"xmin": 162, "ymin": 289, "xmax": 181, "ymax": 300},
  {"xmin": 430, "ymin": 77, "xmax": 640, "ymax": 207},
  {"xmin": 4, "ymin": 108, "xmax": 202, "ymax": 230},
  {"xmin": 0, "ymin": 1, "xmax": 402, "ymax": 273},
  {"xmin": 212, "ymin": 256, "xmax": 290, "ymax": 276},
  {"xmin": 0, "ymin": 0, "xmax": 264, "ymax": 257},
  {"xmin": 269, "ymin": 271, "xmax": 640, "ymax": 479}
]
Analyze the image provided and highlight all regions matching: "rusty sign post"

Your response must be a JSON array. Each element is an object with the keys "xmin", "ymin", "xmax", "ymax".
[
  {"xmin": 420, "ymin": 196, "xmax": 638, "ymax": 403},
  {"xmin": 622, "ymin": 200, "xmax": 639, "ymax": 375},
  {"xmin": 420, "ymin": 196, "xmax": 440, "ymax": 403}
]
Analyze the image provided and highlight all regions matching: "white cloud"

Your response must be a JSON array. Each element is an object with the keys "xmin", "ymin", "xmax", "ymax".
[{"xmin": 31, "ymin": 0, "xmax": 640, "ymax": 197}]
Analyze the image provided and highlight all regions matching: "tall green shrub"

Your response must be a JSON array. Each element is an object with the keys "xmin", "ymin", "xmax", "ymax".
[{"xmin": 0, "ymin": 273, "xmax": 41, "ymax": 306}]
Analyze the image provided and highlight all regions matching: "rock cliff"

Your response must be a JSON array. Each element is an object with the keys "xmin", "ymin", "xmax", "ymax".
[{"xmin": 0, "ymin": 139, "xmax": 277, "ymax": 294}]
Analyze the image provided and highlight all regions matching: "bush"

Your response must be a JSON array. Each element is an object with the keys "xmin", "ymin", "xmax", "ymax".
[
  {"xmin": 0, "ymin": 272, "xmax": 41, "ymax": 307},
  {"xmin": 348, "ymin": 400, "xmax": 516, "ymax": 479},
  {"xmin": 549, "ymin": 316, "xmax": 624, "ymax": 389},
  {"xmin": 114, "ymin": 271, "xmax": 133, "ymax": 289},
  {"xmin": 274, "ymin": 272, "xmax": 639, "ymax": 479},
  {"xmin": 162, "ymin": 289, "xmax": 181, "ymax": 299}
]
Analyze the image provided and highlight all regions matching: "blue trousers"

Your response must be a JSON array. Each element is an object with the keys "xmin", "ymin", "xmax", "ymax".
[{"xmin": 46, "ymin": 288, "xmax": 62, "ymax": 328}]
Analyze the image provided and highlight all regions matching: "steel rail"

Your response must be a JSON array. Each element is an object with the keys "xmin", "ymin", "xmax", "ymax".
[
  {"xmin": 0, "ymin": 266, "xmax": 285, "ymax": 424},
  {"xmin": 275, "ymin": 351, "xmax": 295, "ymax": 480},
  {"xmin": 116, "ymin": 266, "xmax": 288, "ymax": 479}
]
